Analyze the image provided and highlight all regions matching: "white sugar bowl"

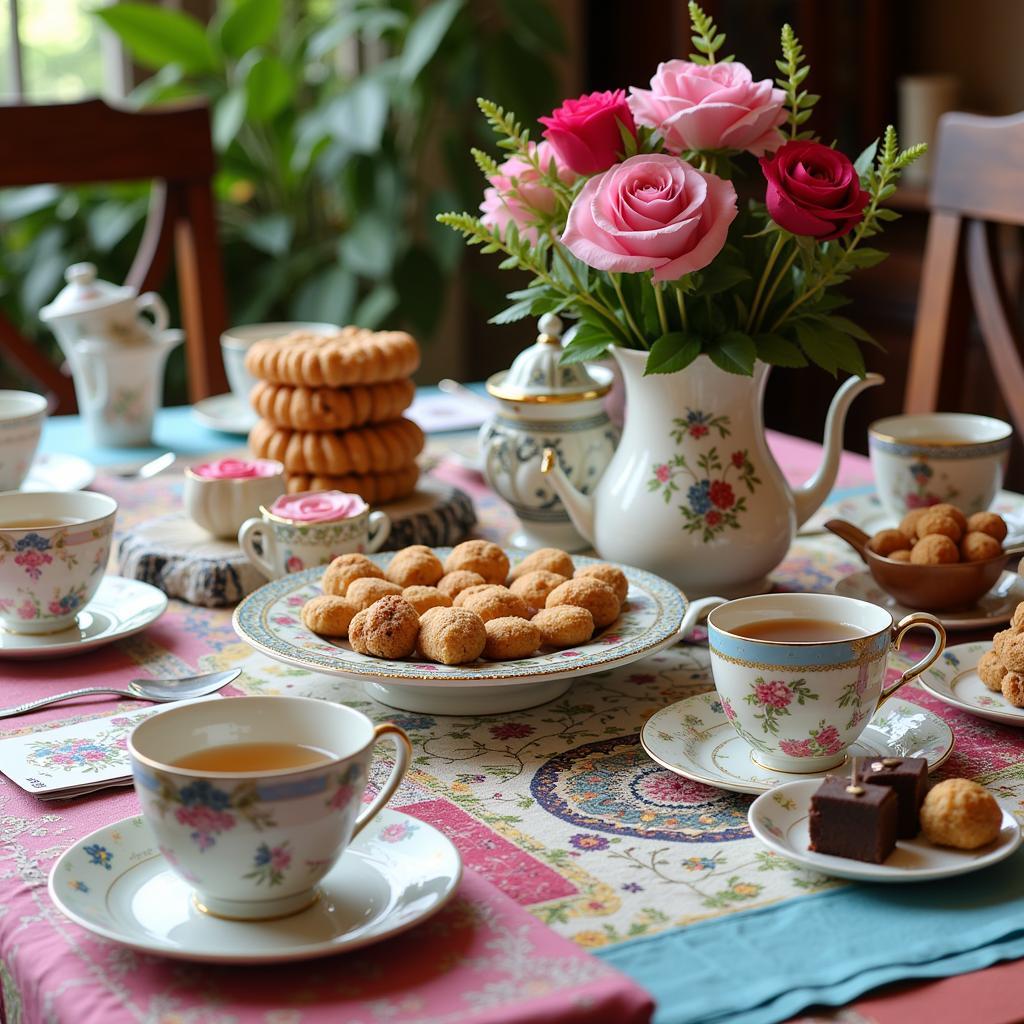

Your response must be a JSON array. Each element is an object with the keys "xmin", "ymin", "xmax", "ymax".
[{"xmin": 479, "ymin": 315, "xmax": 618, "ymax": 552}]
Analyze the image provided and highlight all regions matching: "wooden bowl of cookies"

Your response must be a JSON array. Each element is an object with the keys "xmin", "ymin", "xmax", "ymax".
[{"xmin": 826, "ymin": 504, "xmax": 1013, "ymax": 612}]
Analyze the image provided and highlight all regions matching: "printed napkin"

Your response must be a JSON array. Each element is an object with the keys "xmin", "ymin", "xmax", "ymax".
[{"xmin": 0, "ymin": 696, "xmax": 221, "ymax": 800}]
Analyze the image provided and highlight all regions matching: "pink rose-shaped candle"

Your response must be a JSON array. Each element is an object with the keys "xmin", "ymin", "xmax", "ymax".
[
  {"xmin": 539, "ymin": 90, "xmax": 636, "ymax": 175},
  {"xmin": 190, "ymin": 458, "xmax": 281, "ymax": 479},
  {"xmin": 629, "ymin": 61, "xmax": 786, "ymax": 156},
  {"xmin": 270, "ymin": 490, "xmax": 366, "ymax": 523},
  {"xmin": 561, "ymin": 153, "xmax": 737, "ymax": 281}
]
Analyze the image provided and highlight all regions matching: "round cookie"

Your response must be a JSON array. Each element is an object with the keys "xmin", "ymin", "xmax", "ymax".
[
  {"xmin": 967, "ymin": 511, "xmax": 1008, "ymax": 543},
  {"xmin": 574, "ymin": 563, "xmax": 629, "ymax": 604},
  {"xmin": 437, "ymin": 570, "xmax": 486, "ymax": 600},
  {"xmin": 454, "ymin": 584, "xmax": 530, "ymax": 623},
  {"xmin": 929, "ymin": 503, "xmax": 968, "ymax": 533},
  {"xmin": 868, "ymin": 528, "xmax": 912, "ymax": 557},
  {"xmin": 532, "ymin": 605, "xmax": 595, "ymax": 647},
  {"xmin": 322, "ymin": 553, "xmax": 385, "ymax": 596},
  {"xmin": 509, "ymin": 570, "xmax": 567, "ymax": 610},
  {"xmin": 899, "ymin": 507, "xmax": 930, "ymax": 540},
  {"xmin": 251, "ymin": 378, "xmax": 415, "ymax": 432},
  {"xmin": 284, "ymin": 464, "xmax": 420, "ymax": 503},
  {"xmin": 301, "ymin": 594, "xmax": 357, "ymax": 637},
  {"xmin": 348, "ymin": 595, "xmax": 419, "ymax": 659},
  {"xmin": 888, "ymin": 549, "xmax": 912, "ymax": 563},
  {"xmin": 443, "ymin": 540, "xmax": 509, "ymax": 584},
  {"xmin": 910, "ymin": 534, "xmax": 959, "ymax": 565},
  {"xmin": 483, "ymin": 616, "xmax": 541, "ymax": 660},
  {"xmin": 915, "ymin": 509, "xmax": 963, "ymax": 543},
  {"xmin": 978, "ymin": 650, "xmax": 1008, "ymax": 692},
  {"xmin": 1011, "ymin": 602, "xmax": 1024, "ymax": 629},
  {"xmin": 920, "ymin": 778, "xmax": 1002, "ymax": 849},
  {"xmin": 546, "ymin": 577, "xmax": 620, "ymax": 628},
  {"xmin": 509, "ymin": 547, "xmax": 575, "ymax": 582},
  {"xmin": 1002, "ymin": 670, "xmax": 1024, "ymax": 708},
  {"xmin": 960, "ymin": 531, "xmax": 1001, "ymax": 562},
  {"xmin": 346, "ymin": 577, "xmax": 403, "ymax": 610},
  {"xmin": 993, "ymin": 627, "xmax": 1024, "ymax": 671},
  {"xmin": 417, "ymin": 606, "xmax": 486, "ymax": 665},
  {"xmin": 386, "ymin": 545, "xmax": 444, "ymax": 587},
  {"xmin": 402, "ymin": 585, "xmax": 452, "ymax": 616}
]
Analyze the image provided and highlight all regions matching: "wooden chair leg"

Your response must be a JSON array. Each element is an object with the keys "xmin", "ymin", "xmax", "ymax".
[{"xmin": 0, "ymin": 313, "xmax": 77, "ymax": 412}]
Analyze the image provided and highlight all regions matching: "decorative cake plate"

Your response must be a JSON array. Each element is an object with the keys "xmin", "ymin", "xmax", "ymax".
[
  {"xmin": 49, "ymin": 809, "xmax": 460, "ymax": 963},
  {"xmin": 234, "ymin": 550, "xmax": 694, "ymax": 715},
  {"xmin": 919, "ymin": 642, "xmax": 1024, "ymax": 728},
  {"xmin": 641, "ymin": 692, "xmax": 954, "ymax": 796},
  {"xmin": 833, "ymin": 570, "xmax": 1024, "ymax": 631},
  {"xmin": 749, "ymin": 779, "xmax": 1021, "ymax": 882}
]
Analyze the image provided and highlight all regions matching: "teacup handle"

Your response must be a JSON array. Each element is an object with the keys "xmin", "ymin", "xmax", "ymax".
[
  {"xmin": 673, "ymin": 595, "xmax": 727, "ymax": 643},
  {"xmin": 878, "ymin": 612, "xmax": 947, "ymax": 707},
  {"xmin": 351, "ymin": 723, "xmax": 412, "ymax": 839},
  {"xmin": 136, "ymin": 292, "xmax": 169, "ymax": 333},
  {"xmin": 238, "ymin": 517, "xmax": 278, "ymax": 579},
  {"xmin": 366, "ymin": 511, "xmax": 391, "ymax": 553}
]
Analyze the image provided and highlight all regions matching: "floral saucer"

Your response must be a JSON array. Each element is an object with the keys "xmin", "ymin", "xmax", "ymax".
[
  {"xmin": 641, "ymin": 692, "xmax": 954, "ymax": 796},
  {"xmin": 48, "ymin": 808, "xmax": 461, "ymax": 963},
  {"xmin": 919, "ymin": 642, "xmax": 1024, "ymax": 728},
  {"xmin": 749, "ymin": 779, "xmax": 1021, "ymax": 882},
  {"xmin": 233, "ymin": 551, "xmax": 690, "ymax": 715},
  {"xmin": 21, "ymin": 453, "xmax": 95, "ymax": 493},
  {"xmin": 0, "ymin": 576, "xmax": 167, "ymax": 659},
  {"xmin": 833, "ymin": 570, "xmax": 1023, "ymax": 631}
]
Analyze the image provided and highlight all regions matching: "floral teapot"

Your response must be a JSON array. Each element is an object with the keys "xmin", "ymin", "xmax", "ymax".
[{"xmin": 541, "ymin": 347, "xmax": 882, "ymax": 597}]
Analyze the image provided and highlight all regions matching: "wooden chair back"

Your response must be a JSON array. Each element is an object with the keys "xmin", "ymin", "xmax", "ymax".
[
  {"xmin": 904, "ymin": 110, "xmax": 1024, "ymax": 433},
  {"xmin": 0, "ymin": 98, "xmax": 228, "ymax": 409}
]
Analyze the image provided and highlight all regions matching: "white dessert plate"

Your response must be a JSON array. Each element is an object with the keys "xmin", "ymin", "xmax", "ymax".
[
  {"xmin": 191, "ymin": 393, "xmax": 258, "ymax": 435},
  {"xmin": 0, "ymin": 576, "xmax": 167, "ymax": 659},
  {"xmin": 919, "ymin": 641, "xmax": 1024, "ymax": 727},
  {"xmin": 49, "ymin": 808, "xmax": 461, "ymax": 963},
  {"xmin": 833, "ymin": 569, "xmax": 1023, "ymax": 631},
  {"xmin": 21, "ymin": 453, "xmax": 96, "ymax": 493},
  {"xmin": 748, "ymin": 778, "xmax": 1021, "ymax": 882},
  {"xmin": 641, "ymin": 692, "xmax": 954, "ymax": 796},
  {"xmin": 233, "ymin": 550, "xmax": 689, "ymax": 715}
]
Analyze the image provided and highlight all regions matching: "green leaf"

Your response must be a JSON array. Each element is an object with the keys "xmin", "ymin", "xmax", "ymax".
[
  {"xmin": 339, "ymin": 212, "xmax": 397, "ymax": 279},
  {"xmin": 499, "ymin": 0, "xmax": 565, "ymax": 51},
  {"xmin": 322, "ymin": 75, "xmax": 389, "ymax": 154},
  {"xmin": 754, "ymin": 332, "xmax": 807, "ymax": 367},
  {"xmin": 488, "ymin": 296, "xmax": 536, "ymax": 325},
  {"xmin": 707, "ymin": 331, "xmax": 756, "ymax": 375},
  {"xmin": 94, "ymin": 3, "xmax": 218, "ymax": 73},
  {"xmin": 560, "ymin": 323, "xmax": 612, "ymax": 364},
  {"xmin": 245, "ymin": 55, "xmax": 293, "ymax": 121},
  {"xmin": 843, "ymin": 247, "xmax": 888, "ymax": 269},
  {"xmin": 213, "ymin": 88, "xmax": 247, "ymax": 151},
  {"xmin": 219, "ymin": 0, "xmax": 281, "ymax": 59},
  {"xmin": 817, "ymin": 314, "xmax": 877, "ymax": 345},
  {"xmin": 400, "ymin": 0, "xmax": 463, "ymax": 81},
  {"xmin": 290, "ymin": 265, "xmax": 356, "ymax": 325},
  {"xmin": 241, "ymin": 213, "xmax": 293, "ymax": 256},
  {"xmin": 645, "ymin": 332, "xmax": 701, "ymax": 375},
  {"xmin": 697, "ymin": 262, "xmax": 750, "ymax": 295},
  {"xmin": 354, "ymin": 284, "xmax": 399, "ymax": 328}
]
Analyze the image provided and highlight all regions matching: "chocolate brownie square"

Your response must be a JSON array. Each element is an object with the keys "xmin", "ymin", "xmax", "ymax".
[
  {"xmin": 808, "ymin": 775, "xmax": 898, "ymax": 863},
  {"xmin": 858, "ymin": 756, "xmax": 928, "ymax": 838}
]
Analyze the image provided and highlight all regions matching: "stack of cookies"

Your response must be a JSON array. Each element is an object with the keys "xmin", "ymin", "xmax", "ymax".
[{"xmin": 245, "ymin": 327, "xmax": 424, "ymax": 502}]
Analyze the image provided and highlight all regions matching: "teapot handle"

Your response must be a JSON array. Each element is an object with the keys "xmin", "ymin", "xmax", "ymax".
[{"xmin": 136, "ymin": 292, "xmax": 169, "ymax": 334}]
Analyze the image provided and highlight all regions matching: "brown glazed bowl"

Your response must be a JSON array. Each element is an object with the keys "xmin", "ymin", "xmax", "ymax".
[{"xmin": 826, "ymin": 519, "xmax": 1010, "ymax": 612}]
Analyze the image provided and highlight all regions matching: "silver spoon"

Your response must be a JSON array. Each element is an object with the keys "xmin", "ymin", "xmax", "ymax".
[
  {"xmin": 0, "ymin": 668, "xmax": 240, "ymax": 719},
  {"xmin": 112, "ymin": 451, "xmax": 175, "ymax": 480}
]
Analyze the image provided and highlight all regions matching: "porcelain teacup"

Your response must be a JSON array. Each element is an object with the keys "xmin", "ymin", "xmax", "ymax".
[
  {"xmin": 868, "ymin": 413, "xmax": 1012, "ymax": 521},
  {"xmin": 183, "ymin": 457, "xmax": 286, "ymax": 539},
  {"xmin": 129, "ymin": 696, "xmax": 411, "ymax": 920},
  {"xmin": 0, "ymin": 390, "xmax": 47, "ymax": 490},
  {"xmin": 221, "ymin": 322, "xmax": 336, "ymax": 405},
  {"xmin": 707, "ymin": 593, "xmax": 945, "ymax": 773},
  {"xmin": 0, "ymin": 490, "xmax": 117, "ymax": 634},
  {"xmin": 238, "ymin": 490, "xmax": 390, "ymax": 578}
]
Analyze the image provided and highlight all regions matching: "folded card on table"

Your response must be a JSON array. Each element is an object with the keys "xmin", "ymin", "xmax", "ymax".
[{"xmin": 0, "ymin": 696, "xmax": 221, "ymax": 799}]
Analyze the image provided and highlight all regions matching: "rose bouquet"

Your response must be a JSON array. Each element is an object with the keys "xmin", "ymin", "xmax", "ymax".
[{"xmin": 439, "ymin": 3, "xmax": 925, "ymax": 378}]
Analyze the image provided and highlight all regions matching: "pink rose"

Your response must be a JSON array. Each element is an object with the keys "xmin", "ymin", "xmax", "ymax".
[
  {"xmin": 815, "ymin": 725, "xmax": 842, "ymax": 754},
  {"xmin": 539, "ymin": 90, "xmax": 636, "ymax": 175},
  {"xmin": 561, "ymin": 154, "xmax": 737, "ymax": 282},
  {"xmin": 754, "ymin": 680, "xmax": 792, "ymax": 709},
  {"xmin": 779, "ymin": 738, "xmax": 813, "ymax": 757},
  {"xmin": 629, "ymin": 60, "xmax": 786, "ymax": 156},
  {"xmin": 479, "ymin": 141, "xmax": 575, "ymax": 244}
]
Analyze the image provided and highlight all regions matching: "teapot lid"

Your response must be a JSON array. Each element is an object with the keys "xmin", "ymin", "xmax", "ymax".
[
  {"xmin": 485, "ymin": 314, "xmax": 611, "ymax": 403},
  {"xmin": 39, "ymin": 262, "xmax": 135, "ymax": 322}
]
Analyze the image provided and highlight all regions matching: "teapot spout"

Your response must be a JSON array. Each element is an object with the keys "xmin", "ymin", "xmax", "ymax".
[
  {"xmin": 793, "ymin": 372, "xmax": 884, "ymax": 528},
  {"xmin": 541, "ymin": 448, "xmax": 595, "ymax": 544}
]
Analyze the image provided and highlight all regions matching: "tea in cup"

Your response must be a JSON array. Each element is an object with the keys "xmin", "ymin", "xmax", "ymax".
[
  {"xmin": 0, "ymin": 390, "xmax": 47, "ymax": 490},
  {"xmin": 707, "ymin": 593, "xmax": 945, "ymax": 773},
  {"xmin": 869, "ymin": 413, "xmax": 1011, "ymax": 521},
  {"xmin": 184, "ymin": 457, "xmax": 285, "ymax": 539},
  {"xmin": 238, "ymin": 490, "xmax": 390, "ymax": 578},
  {"xmin": 0, "ymin": 489, "xmax": 117, "ymax": 634},
  {"xmin": 129, "ymin": 696, "xmax": 411, "ymax": 920}
]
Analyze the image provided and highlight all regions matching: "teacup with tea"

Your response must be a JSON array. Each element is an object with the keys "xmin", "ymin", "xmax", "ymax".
[
  {"xmin": 129, "ymin": 696, "xmax": 411, "ymax": 920},
  {"xmin": 0, "ymin": 390, "xmax": 47, "ymax": 491},
  {"xmin": 708, "ymin": 592, "xmax": 945, "ymax": 773}
]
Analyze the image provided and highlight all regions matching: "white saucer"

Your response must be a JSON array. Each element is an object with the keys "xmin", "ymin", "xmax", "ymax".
[
  {"xmin": 191, "ymin": 393, "xmax": 257, "ymax": 435},
  {"xmin": 0, "ymin": 576, "xmax": 167, "ymax": 659},
  {"xmin": 833, "ymin": 569, "xmax": 1023, "ymax": 630},
  {"xmin": 749, "ymin": 778, "xmax": 1021, "ymax": 882},
  {"xmin": 919, "ymin": 641, "xmax": 1024, "ymax": 727},
  {"xmin": 21, "ymin": 453, "xmax": 95, "ymax": 493},
  {"xmin": 49, "ymin": 809, "xmax": 461, "ymax": 963},
  {"xmin": 641, "ymin": 692, "xmax": 954, "ymax": 795}
]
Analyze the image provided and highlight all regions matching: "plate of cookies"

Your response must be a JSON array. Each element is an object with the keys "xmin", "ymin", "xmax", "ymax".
[
  {"xmin": 919, "ymin": 640, "xmax": 1024, "ymax": 727},
  {"xmin": 233, "ymin": 542, "xmax": 694, "ymax": 715}
]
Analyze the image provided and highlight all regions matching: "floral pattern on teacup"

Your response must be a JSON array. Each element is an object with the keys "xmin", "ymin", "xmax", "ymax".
[
  {"xmin": 905, "ymin": 459, "xmax": 958, "ymax": 509},
  {"xmin": 743, "ymin": 677, "xmax": 817, "ymax": 735},
  {"xmin": 778, "ymin": 720, "xmax": 844, "ymax": 759},
  {"xmin": 244, "ymin": 841, "xmax": 292, "ymax": 886}
]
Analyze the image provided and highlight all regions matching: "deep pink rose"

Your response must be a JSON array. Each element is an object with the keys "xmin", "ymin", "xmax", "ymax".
[
  {"xmin": 629, "ymin": 60, "xmax": 785, "ymax": 156},
  {"xmin": 561, "ymin": 154, "xmax": 736, "ymax": 282},
  {"xmin": 760, "ymin": 141, "xmax": 870, "ymax": 240},
  {"xmin": 539, "ymin": 90, "xmax": 636, "ymax": 175},
  {"xmin": 480, "ymin": 141, "xmax": 575, "ymax": 243},
  {"xmin": 815, "ymin": 725, "xmax": 842, "ymax": 754},
  {"xmin": 779, "ymin": 738, "xmax": 813, "ymax": 757},
  {"xmin": 754, "ymin": 680, "xmax": 792, "ymax": 709}
]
